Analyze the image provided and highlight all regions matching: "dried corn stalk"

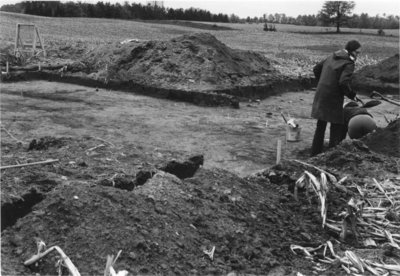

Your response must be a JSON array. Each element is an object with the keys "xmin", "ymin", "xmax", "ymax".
[
  {"xmin": 340, "ymin": 197, "xmax": 364, "ymax": 244},
  {"xmin": 24, "ymin": 240, "xmax": 129, "ymax": 276},
  {"xmin": 104, "ymin": 250, "xmax": 128, "ymax": 276},
  {"xmin": 24, "ymin": 239, "xmax": 80, "ymax": 276},
  {"xmin": 292, "ymin": 173, "xmax": 400, "ymax": 275},
  {"xmin": 291, "ymin": 241, "xmax": 400, "ymax": 275},
  {"xmin": 341, "ymin": 178, "xmax": 399, "ymax": 245},
  {"xmin": 295, "ymin": 170, "xmax": 329, "ymax": 227}
]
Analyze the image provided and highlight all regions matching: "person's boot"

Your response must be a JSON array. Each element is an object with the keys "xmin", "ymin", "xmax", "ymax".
[
  {"xmin": 329, "ymin": 123, "xmax": 344, "ymax": 148},
  {"xmin": 311, "ymin": 120, "xmax": 327, "ymax": 156}
]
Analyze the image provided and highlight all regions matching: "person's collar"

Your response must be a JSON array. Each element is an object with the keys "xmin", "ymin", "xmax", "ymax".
[{"xmin": 345, "ymin": 49, "xmax": 356, "ymax": 61}]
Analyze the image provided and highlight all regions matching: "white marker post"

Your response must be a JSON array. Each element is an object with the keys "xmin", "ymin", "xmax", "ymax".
[{"xmin": 276, "ymin": 139, "xmax": 282, "ymax": 165}]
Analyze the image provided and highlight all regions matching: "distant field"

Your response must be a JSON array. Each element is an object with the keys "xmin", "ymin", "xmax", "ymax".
[{"xmin": 1, "ymin": 11, "xmax": 398, "ymax": 76}]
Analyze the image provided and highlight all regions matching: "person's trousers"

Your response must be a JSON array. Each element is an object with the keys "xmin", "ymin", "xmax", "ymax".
[{"xmin": 311, "ymin": 120, "xmax": 343, "ymax": 156}]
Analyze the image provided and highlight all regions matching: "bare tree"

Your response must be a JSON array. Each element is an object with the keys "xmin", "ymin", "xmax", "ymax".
[{"xmin": 319, "ymin": 1, "xmax": 355, "ymax": 33}]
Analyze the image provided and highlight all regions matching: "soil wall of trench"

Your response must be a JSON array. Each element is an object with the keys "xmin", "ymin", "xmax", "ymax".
[{"xmin": 1, "ymin": 69, "xmax": 314, "ymax": 108}]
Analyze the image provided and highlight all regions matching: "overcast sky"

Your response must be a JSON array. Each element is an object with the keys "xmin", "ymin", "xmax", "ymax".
[{"xmin": 0, "ymin": 0, "xmax": 399, "ymax": 18}]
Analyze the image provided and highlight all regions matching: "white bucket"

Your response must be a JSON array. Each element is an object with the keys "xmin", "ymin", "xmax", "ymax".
[{"xmin": 286, "ymin": 125, "xmax": 301, "ymax": 142}]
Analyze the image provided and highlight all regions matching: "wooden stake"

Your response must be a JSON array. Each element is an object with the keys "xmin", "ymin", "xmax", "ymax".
[
  {"xmin": 14, "ymin": 23, "xmax": 19, "ymax": 55},
  {"xmin": 36, "ymin": 26, "xmax": 46, "ymax": 57},
  {"xmin": 276, "ymin": 139, "xmax": 282, "ymax": 165},
  {"xmin": 0, "ymin": 159, "xmax": 59, "ymax": 170},
  {"xmin": 32, "ymin": 26, "xmax": 37, "ymax": 55}
]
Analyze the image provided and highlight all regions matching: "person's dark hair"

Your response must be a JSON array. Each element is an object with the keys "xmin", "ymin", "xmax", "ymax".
[{"xmin": 345, "ymin": 40, "xmax": 361, "ymax": 52}]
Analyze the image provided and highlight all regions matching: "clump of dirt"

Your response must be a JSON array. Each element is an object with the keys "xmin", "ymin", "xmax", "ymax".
[
  {"xmin": 362, "ymin": 118, "xmax": 400, "ymax": 158},
  {"xmin": 81, "ymin": 33, "xmax": 278, "ymax": 91},
  {"xmin": 28, "ymin": 136, "xmax": 68, "ymax": 151},
  {"xmin": 352, "ymin": 54, "xmax": 399, "ymax": 94},
  {"xmin": 160, "ymin": 155, "xmax": 204, "ymax": 179}
]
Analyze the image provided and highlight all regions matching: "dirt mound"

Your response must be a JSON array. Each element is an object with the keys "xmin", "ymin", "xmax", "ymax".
[
  {"xmin": 362, "ymin": 118, "xmax": 400, "ymax": 158},
  {"xmin": 1, "ymin": 136, "xmax": 327, "ymax": 275},
  {"xmin": 310, "ymin": 139, "xmax": 399, "ymax": 178},
  {"xmin": 352, "ymin": 54, "xmax": 399, "ymax": 94},
  {"xmin": 1, "ymin": 169, "xmax": 308, "ymax": 275},
  {"xmin": 81, "ymin": 32, "xmax": 277, "ymax": 91}
]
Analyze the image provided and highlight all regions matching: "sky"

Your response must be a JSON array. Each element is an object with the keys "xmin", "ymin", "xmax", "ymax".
[{"xmin": 0, "ymin": 0, "xmax": 399, "ymax": 18}]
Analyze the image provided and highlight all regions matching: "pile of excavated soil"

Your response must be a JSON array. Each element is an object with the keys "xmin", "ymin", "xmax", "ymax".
[
  {"xmin": 297, "ymin": 119, "xmax": 400, "ymax": 179},
  {"xmin": 308, "ymin": 139, "xmax": 399, "ymax": 178},
  {"xmin": 352, "ymin": 54, "xmax": 399, "ymax": 94},
  {"xmin": 0, "ymin": 136, "xmax": 327, "ymax": 275},
  {"xmin": 80, "ymin": 33, "xmax": 279, "ymax": 91},
  {"xmin": 362, "ymin": 118, "xmax": 400, "ymax": 158}
]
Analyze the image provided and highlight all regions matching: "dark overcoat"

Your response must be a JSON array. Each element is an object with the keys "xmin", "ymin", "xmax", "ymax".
[{"xmin": 311, "ymin": 49, "xmax": 356, "ymax": 124}]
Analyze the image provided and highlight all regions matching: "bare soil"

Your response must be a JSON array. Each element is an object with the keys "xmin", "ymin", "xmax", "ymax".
[{"xmin": 1, "ymin": 32, "xmax": 399, "ymax": 276}]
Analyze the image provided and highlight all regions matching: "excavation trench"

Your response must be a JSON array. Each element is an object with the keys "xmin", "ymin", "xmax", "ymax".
[
  {"xmin": 98, "ymin": 155, "xmax": 204, "ymax": 191},
  {"xmin": 2, "ymin": 70, "xmax": 314, "ymax": 108},
  {"xmin": 1, "ymin": 189, "xmax": 45, "ymax": 231}
]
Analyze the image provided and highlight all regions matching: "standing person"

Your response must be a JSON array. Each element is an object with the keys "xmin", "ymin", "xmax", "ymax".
[{"xmin": 310, "ymin": 40, "xmax": 362, "ymax": 156}]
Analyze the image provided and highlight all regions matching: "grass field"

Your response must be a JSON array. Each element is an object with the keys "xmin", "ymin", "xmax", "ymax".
[{"xmin": 1, "ymin": 11, "xmax": 399, "ymax": 76}]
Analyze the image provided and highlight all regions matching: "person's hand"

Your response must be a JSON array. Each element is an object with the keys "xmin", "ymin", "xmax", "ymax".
[{"xmin": 355, "ymin": 96, "xmax": 364, "ymax": 105}]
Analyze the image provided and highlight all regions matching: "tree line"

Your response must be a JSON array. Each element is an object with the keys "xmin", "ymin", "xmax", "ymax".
[
  {"xmin": 250, "ymin": 1, "xmax": 398, "ymax": 31},
  {"xmin": 0, "ymin": 1, "xmax": 230, "ymax": 22},
  {"xmin": 259, "ymin": 13, "xmax": 399, "ymax": 30},
  {"xmin": 0, "ymin": 1, "xmax": 398, "ymax": 29}
]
